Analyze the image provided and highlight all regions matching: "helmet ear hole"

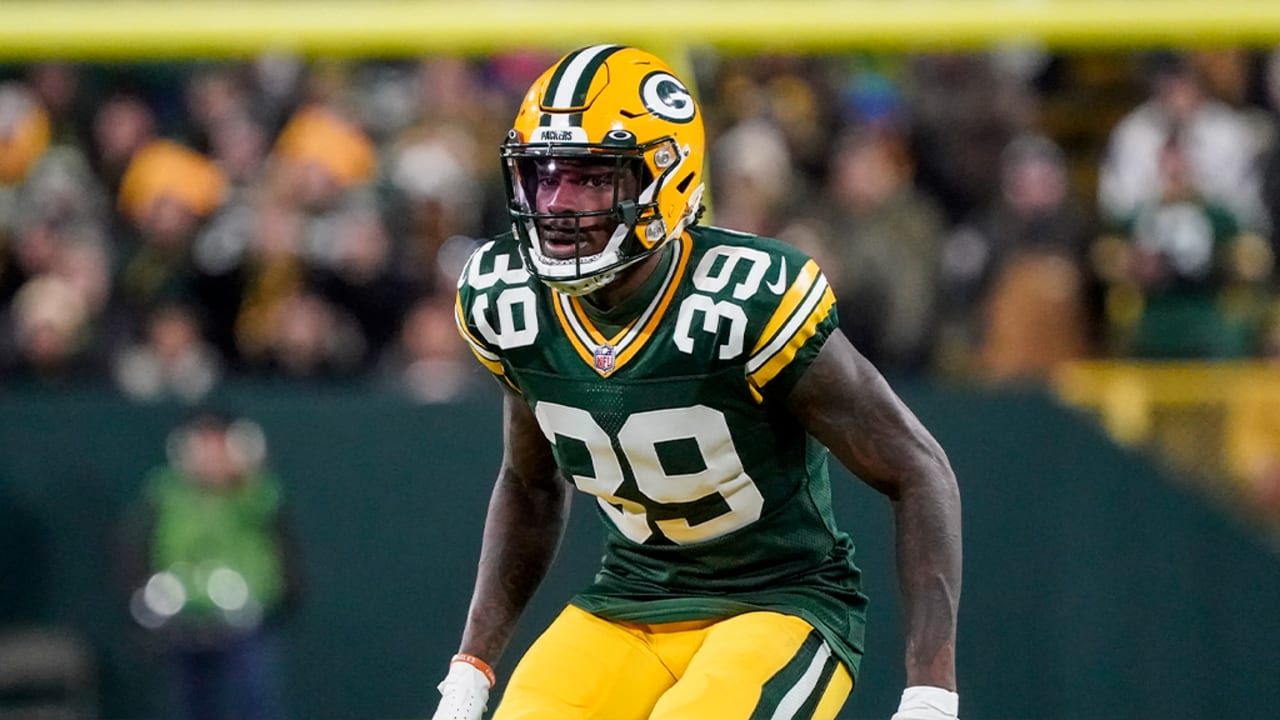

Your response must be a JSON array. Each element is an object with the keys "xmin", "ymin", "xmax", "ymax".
[{"xmin": 675, "ymin": 172, "xmax": 695, "ymax": 194}]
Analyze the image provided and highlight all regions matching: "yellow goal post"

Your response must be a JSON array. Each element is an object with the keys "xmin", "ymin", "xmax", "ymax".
[{"xmin": 3, "ymin": 1, "xmax": 1280, "ymax": 61}]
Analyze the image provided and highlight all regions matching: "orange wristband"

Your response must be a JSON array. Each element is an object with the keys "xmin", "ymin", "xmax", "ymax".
[{"xmin": 451, "ymin": 652, "xmax": 496, "ymax": 688}]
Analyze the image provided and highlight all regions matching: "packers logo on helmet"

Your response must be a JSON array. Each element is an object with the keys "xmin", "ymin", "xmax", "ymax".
[
  {"xmin": 640, "ymin": 72, "xmax": 696, "ymax": 123},
  {"xmin": 501, "ymin": 45, "xmax": 706, "ymax": 296}
]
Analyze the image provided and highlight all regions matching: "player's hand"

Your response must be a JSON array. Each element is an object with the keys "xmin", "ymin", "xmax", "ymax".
[
  {"xmin": 889, "ymin": 686, "xmax": 959, "ymax": 720},
  {"xmin": 430, "ymin": 658, "xmax": 492, "ymax": 720}
]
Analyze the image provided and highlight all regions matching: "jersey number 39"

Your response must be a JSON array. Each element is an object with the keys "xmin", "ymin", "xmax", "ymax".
[{"xmin": 534, "ymin": 402, "xmax": 765, "ymax": 545}]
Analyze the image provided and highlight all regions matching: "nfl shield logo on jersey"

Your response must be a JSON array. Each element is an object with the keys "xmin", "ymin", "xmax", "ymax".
[{"xmin": 594, "ymin": 344, "xmax": 616, "ymax": 372}]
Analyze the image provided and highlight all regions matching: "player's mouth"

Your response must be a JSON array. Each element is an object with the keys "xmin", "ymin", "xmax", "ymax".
[{"xmin": 540, "ymin": 224, "xmax": 607, "ymax": 259}]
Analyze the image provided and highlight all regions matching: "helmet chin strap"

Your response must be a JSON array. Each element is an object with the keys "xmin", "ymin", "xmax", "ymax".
[
  {"xmin": 544, "ymin": 269, "xmax": 620, "ymax": 297},
  {"xmin": 540, "ymin": 239, "xmax": 663, "ymax": 297}
]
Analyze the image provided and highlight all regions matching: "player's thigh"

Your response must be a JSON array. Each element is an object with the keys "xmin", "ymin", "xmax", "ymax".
[
  {"xmin": 493, "ymin": 605, "xmax": 674, "ymax": 720},
  {"xmin": 649, "ymin": 611, "xmax": 852, "ymax": 720}
]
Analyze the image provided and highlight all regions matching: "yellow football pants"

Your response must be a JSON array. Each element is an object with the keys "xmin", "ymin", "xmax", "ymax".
[{"xmin": 493, "ymin": 605, "xmax": 852, "ymax": 720}]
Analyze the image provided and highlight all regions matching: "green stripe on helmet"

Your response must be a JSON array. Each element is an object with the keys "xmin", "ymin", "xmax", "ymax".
[
  {"xmin": 568, "ymin": 44, "xmax": 624, "ymax": 108},
  {"xmin": 542, "ymin": 46, "xmax": 589, "ymax": 105}
]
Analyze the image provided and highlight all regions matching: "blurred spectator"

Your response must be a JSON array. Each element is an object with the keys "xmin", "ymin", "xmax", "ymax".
[
  {"xmin": 53, "ymin": 226, "xmax": 109, "ymax": 300},
  {"xmin": 268, "ymin": 106, "xmax": 379, "ymax": 260},
  {"xmin": 1260, "ymin": 47, "xmax": 1280, "ymax": 270},
  {"xmin": 26, "ymin": 63, "xmax": 83, "ymax": 143},
  {"xmin": 185, "ymin": 65, "xmax": 251, "ymax": 147},
  {"xmin": 708, "ymin": 117, "xmax": 796, "ymax": 236},
  {"xmin": 267, "ymin": 104, "xmax": 375, "ymax": 216},
  {"xmin": 1096, "ymin": 130, "xmax": 1271, "ymax": 358},
  {"xmin": 248, "ymin": 53, "xmax": 307, "ymax": 133},
  {"xmin": 385, "ymin": 54, "xmax": 517, "ymax": 263},
  {"xmin": 805, "ymin": 126, "xmax": 945, "ymax": 374},
  {"xmin": 1, "ymin": 82, "xmax": 49, "ymax": 281},
  {"xmin": 11, "ymin": 144, "xmax": 110, "ymax": 243},
  {"xmin": 118, "ymin": 140, "xmax": 228, "ymax": 259},
  {"xmin": 0, "ymin": 213, "xmax": 119, "ymax": 388},
  {"xmin": 115, "ymin": 139, "xmax": 230, "ymax": 343},
  {"xmin": 1, "ymin": 275, "xmax": 99, "ymax": 386},
  {"xmin": 937, "ymin": 133, "xmax": 1096, "ymax": 381},
  {"xmin": 905, "ymin": 52, "xmax": 1037, "ymax": 222},
  {"xmin": 247, "ymin": 287, "xmax": 366, "ymax": 380},
  {"xmin": 1, "ymin": 214, "xmax": 64, "ymax": 303},
  {"xmin": 112, "ymin": 303, "xmax": 222, "ymax": 404},
  {"xmin": 117, "ymin": 409, "xmax": 303, "ymax": 720},
  {"xmin": 380, "ymin": 295, "xmax": 480, "ymax": 403},
  {"xmin": 0, "ymin": 82, "xmax": 52, "ymax": 191},
  {"xmin": 348, "ymin": 61, "xmax": 421, "ymax": 142},
  {"xmin": 762, "ymin": 62, "xmax": 834, "ymax": 184},
  {"xmin": 2, "ymin": 82, "xmax": 111, "ymax": 320},
  {"xmin": 387, "ymin": 126, "xmax": 485, "ymax": 296},
  {"xmin": 841, "ymin": 64, "xmax": 905, "ymax": 131},
  {"xmin": 234, "ymin": 202, "xmax": 305, "ymax": 367},
  {"xmin": 309, "ymin": 207, "xmax": 409, "ymax": 357},
  {"xmin": 1098, "ymin": 51, "xmax": 1268, "ymax": 234},
  {"xmin": 186, "ymin": 173, "xmax": 259, "ymax": 363},
  {"xmin": 242, "ymin": 104, "xmax": 394, "ymax": 373},
  {"xmin": 176, "ymin": 91, "xmax": 276, "ymax": 364},
  {"xmin": 207, "ymin": 111, "xmax": 270, "ymax": 189},
  {"xmin": 90, "ymin": 94, "xmax": 157, "ymax": 192},
  {"xmin": 204, "ymin": 105, "xmax": 385, "ymax": 376},
  {"xmin": 706, "ymin": 55, "xmax": 837, "ymax": 193}
]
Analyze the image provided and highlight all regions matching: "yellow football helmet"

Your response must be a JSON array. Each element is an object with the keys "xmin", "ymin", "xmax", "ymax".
[{"xmin": 502, "ymin": 45, "xmax": 706, "ymax": 295}]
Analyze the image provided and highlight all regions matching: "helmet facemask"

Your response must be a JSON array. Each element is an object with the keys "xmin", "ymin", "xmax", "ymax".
[{"xmin": 502, "ymin": 136, "xmax": 687, "ymax": 296}]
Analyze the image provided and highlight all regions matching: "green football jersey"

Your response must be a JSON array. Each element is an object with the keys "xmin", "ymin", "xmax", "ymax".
[{"xmin": 455, "ymin": 224, "xmax": 869, "ymax": 677}]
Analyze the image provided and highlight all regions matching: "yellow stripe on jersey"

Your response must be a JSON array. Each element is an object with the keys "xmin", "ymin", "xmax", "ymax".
[
  {"xmin": 554, "ymin": 238, "xmax": 693, "ymax": 377},
  {"xmin": 467, "ymin": 345, "xmax": 518, "ymax": 392},
  {"xmin": 613, "ymin": 236, "xmax": 692, "ymax": 369},
  {"xmin": 751, "ymin": 259, "xmax": 820, "ymax": 356},
  {"xmin": 747, "ymin": 280, "xmax": 836, "ymax": 395},
  {"xmin": 453, "ymin": 292, "xmax": 493, "ymax": 356},
  {"xmin": 552, "ymin": 293, "xmax": 598, "ymax": 369},
  {"xmin": 455, "ymin": 291, "xmax": 517, "ymax": 391},
  {"xmin": 568, "ymin": 297, "xmax": 615, "ymax": 346}
]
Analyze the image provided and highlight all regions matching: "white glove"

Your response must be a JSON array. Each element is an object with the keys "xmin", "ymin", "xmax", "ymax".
[
  {"xmin": 431, "ymin": 660, "xmax": 491, "ymax": 720},
  {"xmin": 890, "ymin": 686, "xmax": 959, "ymax": 720}
]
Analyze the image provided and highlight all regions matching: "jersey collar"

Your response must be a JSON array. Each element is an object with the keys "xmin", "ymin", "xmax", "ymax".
[{"xmin": 552, "ymin": 238, "xmax": 692, "ymax": 377}]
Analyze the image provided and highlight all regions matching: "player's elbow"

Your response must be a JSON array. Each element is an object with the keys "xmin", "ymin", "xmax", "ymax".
[{"xmin": 884, "ymin": 442, "xmax": 957, "ymax": 503}]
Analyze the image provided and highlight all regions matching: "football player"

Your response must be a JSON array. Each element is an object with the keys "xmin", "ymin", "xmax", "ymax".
[{"xmin": 435, "ymin": 45, "xmax": 961, "ymax": 720}]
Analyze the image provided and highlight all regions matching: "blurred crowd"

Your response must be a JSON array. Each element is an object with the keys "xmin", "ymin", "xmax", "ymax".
[{"xmin": 3, "ymin": 47, "xmax": 1280, "ymax": 404}]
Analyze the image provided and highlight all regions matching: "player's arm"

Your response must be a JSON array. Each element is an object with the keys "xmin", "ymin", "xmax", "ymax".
[
  {"xmin": 786, "ymin": 329, "xmax": 962, "ymax": 712},
  {"xmin": 459, "ymin": 390, "xmax": 570, "ymax": 662},
  {"xmin": 433, "ymin": 391, "xmax": 571, "ymax": 720}
]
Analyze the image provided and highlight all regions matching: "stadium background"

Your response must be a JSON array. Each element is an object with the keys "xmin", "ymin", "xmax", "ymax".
[{"xmin": 2, "ymin": 2, "xmax": 1280, "ymax": 719}]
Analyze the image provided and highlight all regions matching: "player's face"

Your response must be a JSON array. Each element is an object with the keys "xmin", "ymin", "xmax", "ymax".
[{"xmin": 532, "ymin": 157, "xmax": 638, "ymax": 260}]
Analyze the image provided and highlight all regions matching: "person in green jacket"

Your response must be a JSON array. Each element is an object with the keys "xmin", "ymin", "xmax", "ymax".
[{"xmin": 119, "ymin": 409, "xmax": 304, "ymax": 720}]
